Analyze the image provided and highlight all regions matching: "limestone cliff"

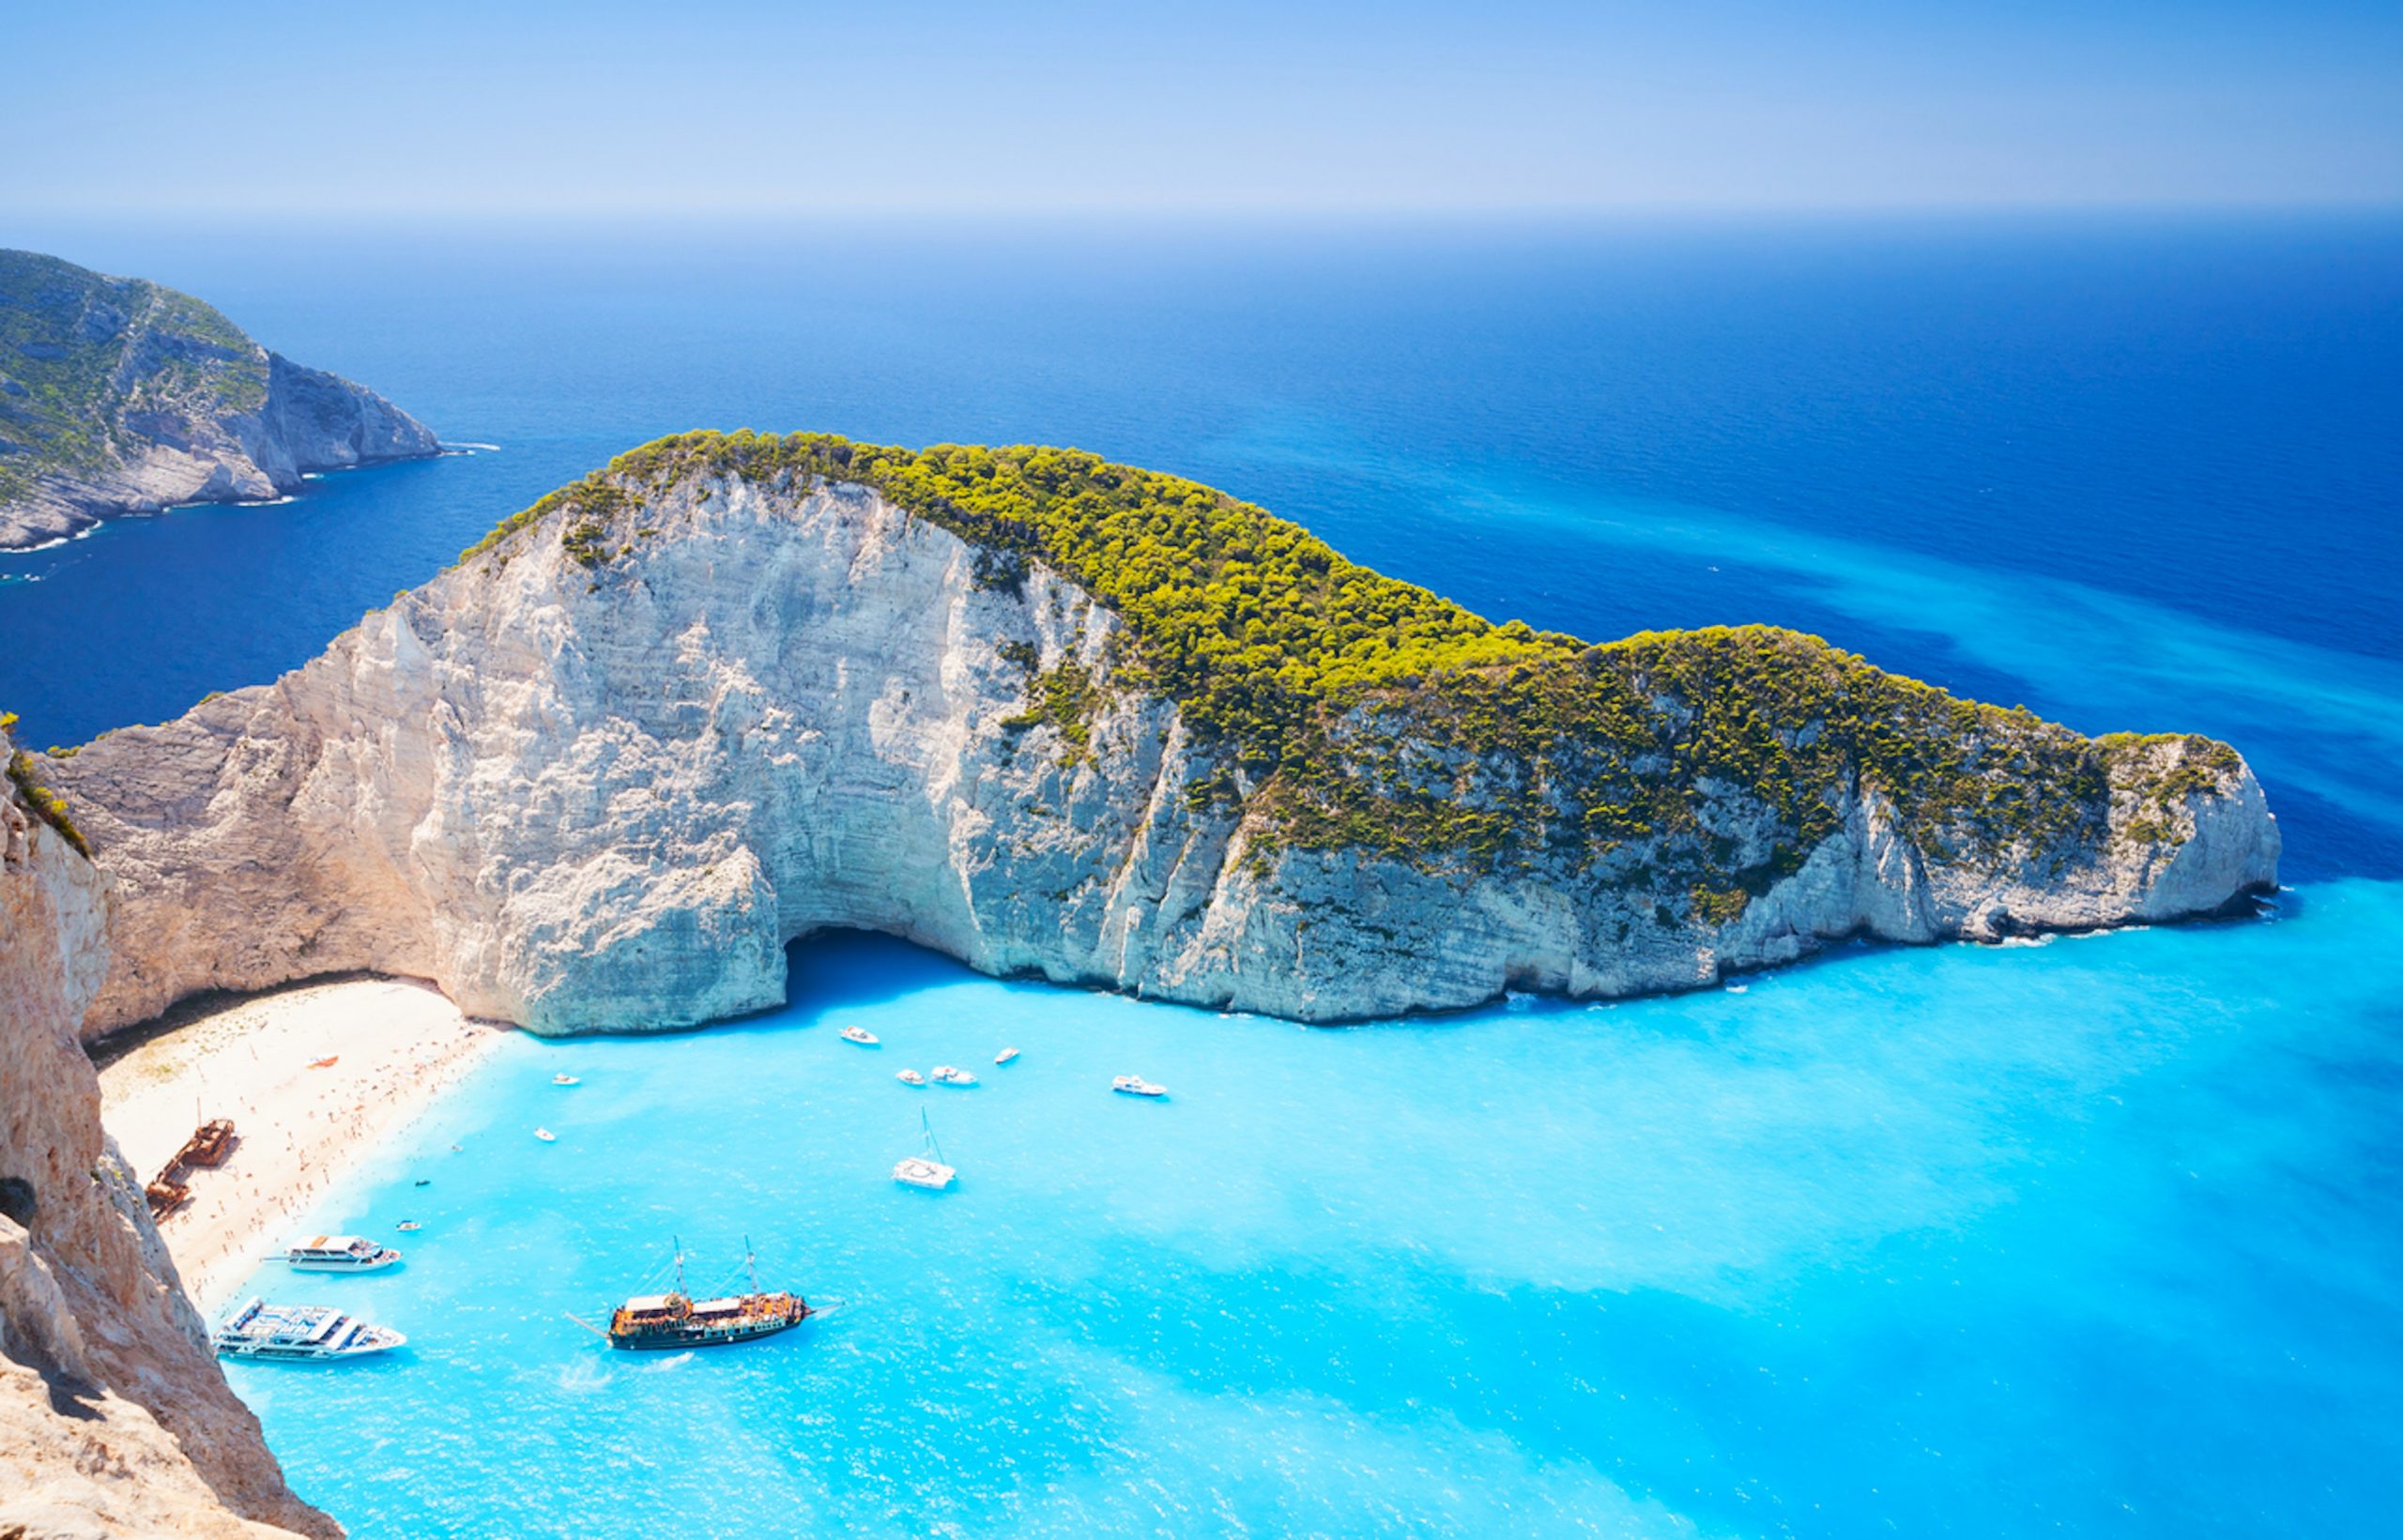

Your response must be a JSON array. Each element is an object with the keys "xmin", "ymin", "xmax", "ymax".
[
  {"xmin": 41, "ymin": 434, "xmax": 2280, "ymax": 1039},
  {"xmin": 0, "ymin": 250, "xmax": 439, "ymax": 550},
  {"xmin": 0, "ymin": 719, "xmax": 333, "ymax": 1538}
]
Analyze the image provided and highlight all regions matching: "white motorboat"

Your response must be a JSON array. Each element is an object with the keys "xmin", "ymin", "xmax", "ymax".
[
  {"xmin": 395, "ymin": 1221, "xmax": 422, "ymax": 1232},
  {"xmin": 840, "ymin": 1026, "xmax": 879, "ymax": 1046},
  {"xmin": 552, "ymin": 1073, "xmax": 581, "ymax": 1086},
  {"xmin": 282, "ymin": 1234, "xmax": 402, "ymax": 1273},
  {"xmin": 895, "ymin": 1068, "xmax": 926, "ymax": 1086},
  {"xmin": 893, "ymin": 1109, "xmax": 956, "ymax": 1190},
  {"xmin": 534, "ymin": 1127, "xmax": 558, "ymax": 1142},
  {"xmin": 930, "ymin": 1065, "xmax": 978, "ymax": 1087},
  {"xmin": 1112, "ymin": 1075, "xmax": 1169, "ymax": 1099},
  {"xmin": 995, "ymin": 1046, "xmax": 1020, "ymax": 1066},
  {"xmin": 213, "ymin": 1298, "xmax": 406, "ymax": 1360}
]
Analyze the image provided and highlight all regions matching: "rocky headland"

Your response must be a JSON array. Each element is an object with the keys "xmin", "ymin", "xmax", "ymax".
[
  {"xmin": 0, "ymin": 250, "xmax": 439, "ymax": 550},
  {"xmin": 38, "ymin": 431, "xmax": 2280, "ymax": 1040},
  {"xmin": 1, "ymin": 714, "xmax": 333, "ymax": 1537}
]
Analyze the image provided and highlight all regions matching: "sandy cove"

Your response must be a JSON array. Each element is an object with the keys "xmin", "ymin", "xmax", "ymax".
[{"xmin": 96, "ymin": 976, "xmax": 513, "ymax": 1313}]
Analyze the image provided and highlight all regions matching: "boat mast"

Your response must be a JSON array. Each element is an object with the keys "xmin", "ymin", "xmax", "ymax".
[
  {"xmin": 672, "ymin": 1234, "xmax": 686, "ymax": 1299},
  {"xmin": 744, "ymin": 1233, "xmax": 758, "ymax": 1296}
]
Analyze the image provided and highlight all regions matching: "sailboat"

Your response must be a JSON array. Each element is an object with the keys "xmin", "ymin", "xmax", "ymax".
[{"xmin": 893, "ymin": 1108, "xmax": 956, "ymax": 1190}]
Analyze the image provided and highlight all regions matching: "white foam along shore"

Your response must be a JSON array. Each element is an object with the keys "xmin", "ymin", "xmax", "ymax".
[{"xmin": 96, "ymin": 976, "xmax": 512, "ymax": 1313}]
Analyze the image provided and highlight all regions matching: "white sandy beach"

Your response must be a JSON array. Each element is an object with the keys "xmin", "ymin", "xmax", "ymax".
[{"xmin": 97, "ymin": 976, "xmax": 512, "ymax": 1313}]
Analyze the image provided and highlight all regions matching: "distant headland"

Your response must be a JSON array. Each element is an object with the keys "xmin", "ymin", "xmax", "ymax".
[{"xmin": 0, "ymin": 249, "xmax": 439, "ymax": 550}]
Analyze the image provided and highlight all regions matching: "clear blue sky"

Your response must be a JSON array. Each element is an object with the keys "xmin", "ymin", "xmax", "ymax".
[{"xmin": 9, "ymin": 0, "xmax": 2397, "ymax": 216}]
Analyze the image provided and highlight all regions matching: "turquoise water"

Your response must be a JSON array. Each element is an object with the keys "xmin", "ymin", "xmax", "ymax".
[
  {"xmin": 227, "ymin": 890, "xmax": 2403, "ymax": 1536},
  {"xmin": 4, "ymin": 215, "xmax": 2398, "ymax": 1532}
]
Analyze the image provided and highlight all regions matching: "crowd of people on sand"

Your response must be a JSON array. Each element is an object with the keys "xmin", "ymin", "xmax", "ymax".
[{"xmin": 117, "ymin": 990, "xmax": 498, "ymax": 1304}]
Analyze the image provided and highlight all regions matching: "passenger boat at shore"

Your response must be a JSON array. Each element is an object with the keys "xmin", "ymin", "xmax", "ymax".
[
  {"xmin": 214, "ymin": 1298, "xmax": 406, "ymax": 1360},
  {"xmin": 1113, "ymin": 1075, "xmax": 1169, "ymax": 1098},
  {"xmin": 894, "ymin": 1108, "xmax": 957, "ymax": 1190},
  {"xmin": 282, "ymin": 1234, "xmax": 403, "ymax": 1273},
  {"xmin": 588, "ymin": 1239, "xmax": 812, "ymax": 1351}
]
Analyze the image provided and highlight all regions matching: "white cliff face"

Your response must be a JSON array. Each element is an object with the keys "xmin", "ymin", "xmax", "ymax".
[
  {"xmin": 44, "ymin": 473, "xmax": 2280, "ymax": 1039},
  {"xmin": 0, "ymin": 722, "xmax": 333, "ymax": 1539}
]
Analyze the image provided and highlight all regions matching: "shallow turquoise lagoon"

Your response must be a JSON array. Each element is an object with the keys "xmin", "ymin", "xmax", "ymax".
[{"xmin": 226, "ymin": 882, "xmax": 2403, "ymax": 1537}]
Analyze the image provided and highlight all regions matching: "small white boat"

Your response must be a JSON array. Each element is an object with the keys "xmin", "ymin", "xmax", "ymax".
[
  {"xmin": 534, "ymin": 1127, "xmax": 558, "ymax": 1142},
  {"xmin": 930, "ymin": 1065, "xmax": 978, "ymax": 1087},
  {"xmin": 895, "ymin": 1068, "xmax": 926, "ymax": 1087},
  {"xmin": 894, "ymin": 1109, "xmax": 956, "ymax": 1190},
  {"xmin": 282, "ymin": 1235, "xmax": 402, "ymax": 1273},
  {"xmin": 395, "ymin": 1221, "xmax": 422, "ymax": 1232},
  {"xmin": 995, "ymin": 1046, "xmax": 1020, "ymax": 1066},
  {"xmin": 1112, "ymin": 1075, "xmax": 1168, "ymax": 1099},
  {"xmin": 840, "ymin": 1026, "xmax": 879, "ymax": 1046},
  {"xmin": 213, "ymin": 1298, "xmax": 406, "ymax": 1360},
  {"xmin": 552, "ymin": 1073, "xmax": 581, "ymax": 1086}
]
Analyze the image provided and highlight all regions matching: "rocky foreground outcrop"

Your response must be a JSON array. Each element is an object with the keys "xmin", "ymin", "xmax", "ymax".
[
  {"xmin": 41, "ymin": 433, "xmax": 2281, "ymax": 1039},
  {"xmin": 0, "ymin": 250, "xmax": 439, "ymax": 549},
  {"xmin": 1, "ymin": 720, "xmax": 333, "ymax": 1537}
]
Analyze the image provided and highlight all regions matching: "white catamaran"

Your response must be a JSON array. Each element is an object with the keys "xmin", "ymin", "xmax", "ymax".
[
  {"xmin": 894, "ymin": 1108, "xmax": 957, "ymax": 1190},
  {"xmin": 213, "ymin": 1298, "xmax": 406, "ymax": 1360},
  {"xmin": 280, "ymin": 1234, "xmax": 403, "ymax": 1272}
]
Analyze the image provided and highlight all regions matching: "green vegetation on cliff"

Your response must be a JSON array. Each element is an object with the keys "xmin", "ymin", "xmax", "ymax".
[
  {"xmin": 462, "ymin": 431, "xmax": 2245, "ymax": 912},
  {"xmin": 7, "ymin": 745, "xmax": 94, "ymax": 859},
  {"xmin": 0, "ymin": 250, "xmax": 268, "ymax": 504}
]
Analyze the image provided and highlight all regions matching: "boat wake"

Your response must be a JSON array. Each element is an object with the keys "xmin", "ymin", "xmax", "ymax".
[{"xmin": 556, "ymin": 1357, "xmax": 612, "ymax": 1395}]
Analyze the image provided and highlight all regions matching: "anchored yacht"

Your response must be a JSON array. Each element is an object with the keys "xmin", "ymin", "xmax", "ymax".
[
  {"xmin": 214, "ymin": 1298, "xmax": 405, "ymax": 1360},
  {"xmin": 841, "ymin": 1026, "xmax": 879, "ymax": 1046},
  {"xmin": 894, "ymin": 1109, "xmax": 957, "ymax": 1190},
  {"xmin": 1112, "ymin": 1075, "xmax": 1169, "ymax": 1098},
  {"xmin": 930, "ymin": 1065, "xmax": 978, "ymax": 1087},
  {"xmin": 282, "ymin": 1235, "xmax": 402, "ymax": 1273}
]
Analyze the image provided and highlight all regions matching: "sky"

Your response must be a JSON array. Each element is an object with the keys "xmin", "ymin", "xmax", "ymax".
[{"xmin": 6, "ymin": 0, "xmax": 2399, "ymax": 217}]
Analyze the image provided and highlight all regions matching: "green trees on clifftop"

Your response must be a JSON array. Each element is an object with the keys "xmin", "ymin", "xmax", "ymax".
[{"xmin": 461, "ymin": 431, "xmax": 2243, "ymax": 910}]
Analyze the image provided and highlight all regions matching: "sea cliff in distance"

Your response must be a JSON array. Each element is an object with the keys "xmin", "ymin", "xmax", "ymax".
[
  {"xmin": 42, "ymin": 431, "xmax": 2280, "ymax": 1037},
  {"xmin": 0, "ymin": 249, "xmax": 439, "ymax": 549}
]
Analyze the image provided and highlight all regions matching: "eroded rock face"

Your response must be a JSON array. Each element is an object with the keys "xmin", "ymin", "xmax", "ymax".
[
  {"xmin": 0, "ymin": 249, "xmax": 439, "ymax": 550},
  {"xmin": 0, "ymin": 721, "xmax": 334, "ymax": 1538},
  {"xmin": 45, "ymin": 473, "xmax": 2280, "ymax": 1038}
]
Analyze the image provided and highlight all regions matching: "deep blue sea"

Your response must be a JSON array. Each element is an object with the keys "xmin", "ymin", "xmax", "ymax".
[{"xmin": 5, "ymin": 215, "xmax": 2398, "ymax": 1536}]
